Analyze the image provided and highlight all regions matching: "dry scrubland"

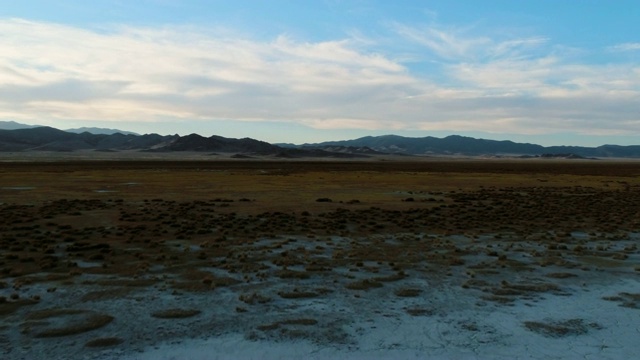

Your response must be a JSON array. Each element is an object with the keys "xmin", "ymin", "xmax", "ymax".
[{"xmin": 1, "ymin": 158, "xmax": 639, "ymax": 359}]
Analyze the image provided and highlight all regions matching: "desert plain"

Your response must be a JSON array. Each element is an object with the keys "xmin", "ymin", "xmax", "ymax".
[{"xmin": 0, "ymin": 154, "xmax": 639, "ymax": 359}]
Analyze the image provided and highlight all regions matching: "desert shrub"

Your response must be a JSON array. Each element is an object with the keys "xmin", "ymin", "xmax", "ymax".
[
  {"xmin": 373, "ymin": 272, "xmax": 406, "ymax": 282},
  {"xmin": 276, "ymin": 270, "xmax": 310, "ymax": 279},
  {"xmin": 405, "ymin": 307, "xmax": 434, "ymax": 316},
  {"xmin": 545, "ymin": 272, "xmax": 577, "ymax": 279},
  {"xmin": 279, "ymin": 291, "xmax": 317, "ymax": 299},
  {"xmin": 503, "ymin": 282, "xmax": 559, "ymax": 293},
  {"xmin": 257, "ymin": 318, "xmax": 318, "ymax": 331},
  {"xmin": 394, "ymin": 288, "xmax": 422, "ymax": 297},
  {"xmin": 25, "ymin": 309, "xmax": 114, "ymax": 338},
  {"xmin": 85, "ymin": 337, "xmax": 124, "ymax": 347},
  {"xmin": 239, "ymin": 292, "xmax": 271, "ymax": 305},
  {"xmin": 281, "ymin": 318, "xmax": 318, "ymax": 326},
  {"xmin": 81, "ymin": 288, "xmax": 133, "ymax": 302},
  {"xmin": 0, "ymin": 298, "xmax": 38, "ymax": 316},
  {"xmin": 346, "ymin": 279, "xmax": 383, "ymax": 290},
  {"xmin": 523, "ymin": 319, "xmax": 601, "ymax": 338},
  {"xmin": 481, "ymin": 295, "xmax": 515, "ymax": 304},
  {"xmin": 151, "ymin": 308, "xmax": 201, "ymax": 319}
]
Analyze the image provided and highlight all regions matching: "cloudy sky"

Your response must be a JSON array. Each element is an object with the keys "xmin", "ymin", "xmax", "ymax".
[{"xmin": 1, "ymin": 0, "xmax": 639, "ymax": 146}]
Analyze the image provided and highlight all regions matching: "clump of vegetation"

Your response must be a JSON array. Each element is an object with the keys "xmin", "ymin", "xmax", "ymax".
[
  {"xmin": 0, "ymin": 297, "xmax": 38, "ymax": 317},
  {"xmin": 85, "ymin": 337, "xmax": 124, "ymax": 348},
  {"xmin": 278, "ymin": 289, "xmax": 320, "ymax": 299},
  {"xmin": 281, "ymin": 318, "xmax": 318, "ymax": 326},
  {"xmin": 502, "ymin": 281, "xmax": 560, "ymax": 293},
  {"xmin": 603, "ymin": 292, "xmax": 640, "ymax": 309},
  {"xmin": 81, "ymin": 288, "xmax": 133, "ymax": 302},
  {"xmin": 523, "ymin": 318, "xmax": 601, "ymax": 338},
  {"xmin": 257, "ymin": 318, "xmax": 318, "ymax": 331},
  {"xmin": 394, "ymin": 288, "xmax": 422, "ymax": 297},
  {"xmin": 405, "ymin": 307, "xmax": 435, "ymax": 316},
  {"xmin": 481, "ymin": 295, "xmax": 516, "ymax": 304},
  {"xmin": 239, "ymin": 292, "xmax": 272, "ymax": 305},
  {"xmin": 373, "ymin": 271, "xmax": 406, "ymax": 282},
  {"xmin": 345, "ymin": 279, "xmax": 383, "ymax": 290},
  {"xmin": 545, "ymin": 272, "xmax": 577, "ymax": 279},
  {"xmin": 276, "ymin": 269, "xmax": 310, "ymax": 279},
  {"xmin": 24, "ymin": 309, "xmax": 114, "ymax": 338},
  {"xmin": 151, "ymin": 308, "xmax": 201, "ymax": 319}
]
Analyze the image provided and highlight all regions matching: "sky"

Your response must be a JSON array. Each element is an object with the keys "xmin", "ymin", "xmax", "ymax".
[{"xmin": 1, "ymin": 0, "xmax": 640, "ymax": 146}]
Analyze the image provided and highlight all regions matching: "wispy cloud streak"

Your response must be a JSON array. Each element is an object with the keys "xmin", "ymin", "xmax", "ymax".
[{"xmin": 608, "ymin": 42, "xmax": 640, "ymax": 52}]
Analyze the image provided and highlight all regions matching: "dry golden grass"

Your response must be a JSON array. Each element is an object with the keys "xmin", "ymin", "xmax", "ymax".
[{"xmin": 2, "ymin": 160, "xmax": 636, "ymax": 212}]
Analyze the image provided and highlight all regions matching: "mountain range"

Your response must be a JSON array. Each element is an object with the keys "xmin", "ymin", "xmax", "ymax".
[
  {"xmin": 0, "ymin": 121, "xmax": 639, "ymax": 158},
  {"xmin": 285, "ymin": 134, "xmax": 640, "ymax": 158},
  {"xmin": 0, "ymin": 124, "xmax": 366, "ymax": 158}
]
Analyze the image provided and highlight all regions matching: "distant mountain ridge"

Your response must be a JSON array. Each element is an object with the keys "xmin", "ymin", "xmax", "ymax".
[
  {"xmin": 65, "ymin": 127, "xmax": 140, "ymax": 136},
  {"xmin": 0, "ymin": 122, "xmax": 137, "ymax": 136},
  {"xmin": 0, "ymin": 121, "xmax": 41, "ymax": 130},
  {"xmin": 287, "ymin": 134, "xmax": 640, "ymax": 158},
  {"xmin": 0, "ymin": 124, "xmax": 639, "ymax": 158}
]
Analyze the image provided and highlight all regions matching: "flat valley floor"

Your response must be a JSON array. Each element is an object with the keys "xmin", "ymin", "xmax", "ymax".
[{"xmin": 1, "ymin": 157, "xmax": 639, "ymax": 359}]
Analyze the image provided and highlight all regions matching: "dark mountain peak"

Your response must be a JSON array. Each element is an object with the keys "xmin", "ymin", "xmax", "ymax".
[
  {"xmin": 159, "ymin": 133, "xmax": 282, "ymax": 154},
  {"xmin": 1, "ymin": 126, "xmax": 74, "ymax": 141},
  {"xmin": 443, "ymin": 134, "xmax": 468, "ymax": 140},
  {"xmin": 184, "ymin": 133, "xmax": 206, "ymax": 140}
]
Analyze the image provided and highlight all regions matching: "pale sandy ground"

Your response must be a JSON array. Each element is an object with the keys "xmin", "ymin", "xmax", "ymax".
[
  {"xmin": 5, "ymin": 232, "xmax": 639, "ymax": 360},
  {"xmin": 117, "ymin": 279, "xmax": 640, "ymax": 360}
]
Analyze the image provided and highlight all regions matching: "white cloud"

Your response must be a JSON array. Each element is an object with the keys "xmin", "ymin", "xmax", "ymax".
[
  {"xmin": 608, "ymin": 42, "xmax": 640, "ymax": 52},
  {"xmin": 0, "ymin": 18, "xmax": 639, "ymax": 139},
  {"xmin": 0, "ymin": 19, "xmax": 421, "ymax": 125},
  {"xmin": 391, "ymin": 22, "xmax": 548, "ymax": 63},
  {"xmin": 392, "ymin": 23, "xmax": 492, "ymax": 61}
]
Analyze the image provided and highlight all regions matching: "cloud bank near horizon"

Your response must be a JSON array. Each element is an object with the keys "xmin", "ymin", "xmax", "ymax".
[{"xmin": 1, "ymin": 18, "xmax": 639, "ymax": 141}]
